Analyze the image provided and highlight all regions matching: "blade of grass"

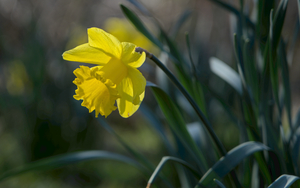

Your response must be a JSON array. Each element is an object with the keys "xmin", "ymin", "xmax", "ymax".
[
  {"xmin": 209, "ymin": 57, "xmax": 243, "ymax": 96},
  {"xmin": 0, "ymin": 151, "xmax": 147, "ymax": 182},
  {"xmin": 214, "ymin": 179, "xmax": 227, "ymax": 188},
  {"xmin": 242, "ymin": 38, "xmax": 259, "ymax": 104},
  {"xmin": 268, "ymin": 174, "xmax": 300, "ymax": 188},
  {"xmin": 278, "ymin": 41, "xmax": 292, "ymax": 132},
  {"xmin": 291, "ymin": 127, "xmax": 300, "ymax": 175},
  {"xmin": 233, "ymin": 34, "xmax": 259, "ymax": 135},
  {"xmin": 292, "ymin": 108, "xmax": 300, "ymax": 138},
  {"xmin": 126, "ymin": 0, "xmax": 152, "ymax": 16},
  {"xmin": 147, "ymin": 156, "xmax": 201, "ymax": 188},
  {"xmin": 272, "ymin": 0, "xmax": 289, "ymax": 53},
  {"xmin": 196, "ymin": 142, "xmax": 271, "ymax": 187},
  {"xmin": 256, "ymin": 0, "xmax": 274, "ymax": 45},
  {"xmin": 186, "ymin": 33, "xmax": 207, "ymax": 115},
  {"xmin": 269, "ymin": 9, "xmax": 281, "ymax": 118}
]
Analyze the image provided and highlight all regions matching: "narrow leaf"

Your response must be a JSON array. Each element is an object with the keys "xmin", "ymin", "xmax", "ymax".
[
  {"xmin": 272, "ymin": 0, "xmax": 289, "ymax": 54},
  {"xmin": 268, "ymin": 174, "xmax": 300, "ymax": 188},
  {"xmin": 0, "ymin": 151, "xmax": 147, "ymax": 182},
  {"xmin": 126, "ymin": 0, "xmax": 152, "ymax": 16},
  {"xmin": 214, "ymin": 179, "xmax": 227, "ymax": 188},
  {"xmin": 196, "ymin": 142, "xmax": 270, "ymax": 187},
  {"xmin": 209, "ymin": 57, "xmax": 243, "ymax": 95},
  {"xmin": 279, "ymin": 41, "xmax": 292, "ymax": 129},
  {"xmin": 269, "ymin": 9, "xmax": 281, "ymax": 117},
  {"xmin": 291, "ymin": 127, "xmax": 300, "ymax": 174},
  {"xmin": 147, "ymin": 156, "xmax": 200, "ymax": 187}
]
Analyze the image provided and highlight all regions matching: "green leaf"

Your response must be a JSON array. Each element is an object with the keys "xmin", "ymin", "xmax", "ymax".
[
  {"xmin": 271, "ymin": 0, "xmax": 289, "ymax": 54},
  {"xmin": 291, "ymin": 127, "xmax": 300, "ymax": 174},
  {"xmin": 196, "ymin": 141, "xmax": 270, "ymax": 187},
  {"xmin": 233, "ymin": 34, "xmax": 259, "ymax": 135},
  {"xmin": 185, "ymin": 32, "xmax": 197, "ymax": 78},
  {"xmin": 120, "ymin": 4, "xmax": 164, "ymax": 50},
  {"xmin": 242, "ymin": 38, "xmax": 259, "ymax": 104},
  {"xmin": 185, "ymin": 33, "xmax": 207, "ymax": 115},
  {"xmin": 149, "ymin": 84, "xmax": 208, "ymax": 172},
  {"xmin": 214, "ymin": 179, "xmax": 227, "ymax": 188},
  {"xmin": 278, "ymin": 41, "xmax": 292, "ymax": 129},
  {"xmin": 0, "ymin": 151, "xmax": 147, "ymax": 182},
  {"xmin": 256, "ymin": 0, "xmax": 274, "ymax": 44},
  {"xmin": 147, "ymin": 156, "xmax": 201, "ymax": 187},
  {"xmin": 268, "ymin": 174, "xmax": 300, "ymax": 188},
  {"xmin": 209, "ymin": 57, "xmax": 243, "ymax": 95},
  {"xmin": 293, "ymin": 108, "xmax": 300, "ymax": 130},
  {"xmin": 269, "ymin": 9, "xmax": 281, "ymax": 117},
  {"xmin": 126, "ymin": 0, "xmax": 152, "ymax": 16}
]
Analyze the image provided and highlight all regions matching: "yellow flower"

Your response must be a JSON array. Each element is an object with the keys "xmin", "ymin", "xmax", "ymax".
[
  {"xmin": 62, "ymin": 27, "xmax": 146, "ymax": 118},
  {"xmin": 104, "ymin": 17, "xmax": 154, "ymax": 52}
]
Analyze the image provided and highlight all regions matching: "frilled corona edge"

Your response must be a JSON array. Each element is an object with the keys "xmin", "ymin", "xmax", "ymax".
[{"xmin": 73, "ymin": 66, "xmax": 120, "ymax": 118}]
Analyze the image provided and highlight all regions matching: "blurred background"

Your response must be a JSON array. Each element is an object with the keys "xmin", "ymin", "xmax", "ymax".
[{"xmin": 0, "ymin": 0, "xmax": 300, "ymax": 187}]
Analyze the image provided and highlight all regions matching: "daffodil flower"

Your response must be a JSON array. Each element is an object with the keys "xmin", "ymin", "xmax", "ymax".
[{"xmin": 62, "ymin": 27, "xmax": 146, "ymax": 118}]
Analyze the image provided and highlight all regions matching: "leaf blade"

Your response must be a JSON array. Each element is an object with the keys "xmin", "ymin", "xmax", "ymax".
[
  {"xmin": 209, "ymin": 57, "xmax": 243, "ymax": 95},
  {"xmin": 0, "ymin": 151, "xmax": 147, "ymax": 182},
  {"xmin": 268, "ymin": 174, "xmax": 300, "ymax": 188},
  {"xmin": 196, "ymin": 142, "xmax": 270, "ymax": 187}
]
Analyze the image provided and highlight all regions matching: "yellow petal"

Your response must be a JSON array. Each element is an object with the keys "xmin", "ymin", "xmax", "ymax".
[
  {"xmin": 116, "ymin": 67, "xmax": 146, "ymax": 118},
  {"xmin": 121, "ymin": 42, "xmax": 146, "ymax": 68},
  {"xmin": 88, "ymin": 27, "xmax": 122, "ymax": 58},
  {"xmin": 63, "ymin": 43, "xmax": 111, "ymax": 65}
]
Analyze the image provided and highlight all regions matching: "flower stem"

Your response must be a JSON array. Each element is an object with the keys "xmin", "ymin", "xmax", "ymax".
[{"xmin": 137, "ymin": 48, "xmax": 242, "ymax": 188}]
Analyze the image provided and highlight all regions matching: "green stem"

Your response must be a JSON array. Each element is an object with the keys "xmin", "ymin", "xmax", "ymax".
[{"xmin": 136, "ymin": 48, "xmax": 242, "ymax": 188}]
